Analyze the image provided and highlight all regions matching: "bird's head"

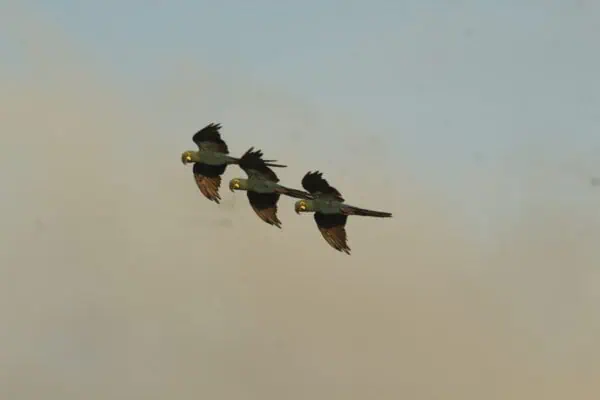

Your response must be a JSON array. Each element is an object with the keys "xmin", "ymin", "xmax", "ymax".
[
  {"xmin": 180, "ymin": 151, "xmax": 196, "ymax": 165},
  {"xmin": 294, "ymin": 199, "xmax": 313, "ymax": 214},
  {"xmin": 229, "ymin": 178, "xmax": 248, "ymax": 192}
]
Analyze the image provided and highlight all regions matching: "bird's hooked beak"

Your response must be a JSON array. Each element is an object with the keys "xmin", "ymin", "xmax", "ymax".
[
  {"xmin": 181, "ymin": 152, "xmax": 192, "ymax": 165},
  {"xmin": 229, "ymin": 179, "xmax": 240, "ymax": 192},
  {"xmin": 295, "ymin": 201, "xmax": 307, "ymax": 214}
]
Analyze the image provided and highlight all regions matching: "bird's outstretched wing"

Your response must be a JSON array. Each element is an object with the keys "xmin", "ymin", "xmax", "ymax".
[
  {"xmin": 314, "ymin": 212, "xmax": 350, "ymax": 254},
  {"xmin": 192, "ymin": 123, "xmax": 229, "ymax": 154},
  {"xmin": 247, "ymin": 191, "xmax": 282, "ymax": 228},
  {"xmin": 193, "ymin": 162, "xmax": 227, "ymax": 204},
  {"xmin": 238, "ymin": 147, "xmax": 284, "ymax": 182},
  {"xmin": 301, "ymin": 171, "xmax": 344, "ymax": 201}
]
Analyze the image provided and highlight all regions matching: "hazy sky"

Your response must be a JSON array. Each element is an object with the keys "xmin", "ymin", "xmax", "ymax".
[
  {"xmin": 1, "ymin": 2, "xmax": 599, "ymax": 399},
  {"xmin": 13, "ymin": 0, "xmax": 599, "ymax": 227}
]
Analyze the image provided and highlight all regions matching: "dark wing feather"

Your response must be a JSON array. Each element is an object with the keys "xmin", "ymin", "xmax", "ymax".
[
  {"xmin": 192, "ymin": 123, "xmax": 229, "ymax": 154},
  {"xmin": 247, "ymin": 191, "xmax": 282, "ymax": 228},
  {"xmin": 193, "ymin": 162, "xmax": 227, "ymax": 204},
  {"xmin": 301, "ymin": 171, "xmax": 344, "ymax": 201},
  {"xmin": 238, "ymin": 147, "xmax": 279, "ymax": 182},
  {"xmin": 314, "ymin": 212, "xmax": 350, "ymax": 254}
]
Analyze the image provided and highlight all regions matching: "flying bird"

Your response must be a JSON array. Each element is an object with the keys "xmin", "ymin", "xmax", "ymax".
[
  {"xmin": 294, "ymin": 171, "xmax": 392, "ymax": 254},
  {"xmin": 229, "ymin": 147, "xmax": 313, "ymax": 228},
  {"xmin": 180, "ymin": 123, "xmax": 237, "ymax": 204}
]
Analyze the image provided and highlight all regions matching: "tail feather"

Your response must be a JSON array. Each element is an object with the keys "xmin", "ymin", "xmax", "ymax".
[
  {"xmin": 228, "ymin": 156, "xmax": 286, "ymax": 168},
  {"xmin": 276, "ymin": 185, "xmax": 313, "ymax": 199},
  {"xmin": 344, "ymin": 205, "xmax": 392, "ymax": 218},
  {"xmin": 264, "ymin": 161, "xmax": 287, "ymax": 168}
]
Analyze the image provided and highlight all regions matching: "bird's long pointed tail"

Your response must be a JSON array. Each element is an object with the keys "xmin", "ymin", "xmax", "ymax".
[
  {"xmin": 264, "ymin": 160, "xmax": 287, "ymax": 168},
  {"xmin": 226, "ymin": 156, "xmax": 286, "ymax": 168},
  {"xmin": 343, "ymin": 205, "xmax": 392, "ymax": 218},
  {"xmin": 276, "ymin": 185, "xmax": 313, "ymax": 199},
  {"xmin": 225, "ymin": 155, "xmax": 241, "ymax": 165}
]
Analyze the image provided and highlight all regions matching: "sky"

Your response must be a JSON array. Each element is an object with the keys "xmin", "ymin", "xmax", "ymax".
[
  {"xmin": 11, "ymin": 0, "xmax": 599, "ymax": 229},
  {"xmin": 1, "ymin": 1, "xmax": 599, "ymax": 399}
]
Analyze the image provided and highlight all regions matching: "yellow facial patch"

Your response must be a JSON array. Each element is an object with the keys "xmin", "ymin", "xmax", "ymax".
[
  {"xmin": 298, "ymin": 201, "xmax": 306, "ymax": 210},
  {"xmin": 181, "ymin": 152, "xmax": 193, "ymax": 164},
  {"xmin": 229, "ymin": 179, "xmax": 241, "ymax": 190}
]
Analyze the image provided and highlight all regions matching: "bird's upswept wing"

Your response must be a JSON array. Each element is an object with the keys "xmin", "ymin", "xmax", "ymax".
[
  {"xmin": 314, "ymin": 212, "xmax": 350, "ymax": 254},
  {"xmin": 247, "ymin": 191, "xmax": 282, "ymax": 228},
  {"xmin": 192, "ymin": 123, "xmax": 229, "ymax": 154},
  {"xmin": 193, "ymin": 162, "xmax": 227, "ymax": 204},
  {"xmin": 301, "ymin": 171, "xmax": 344, "ymax": 201},
  {"xmin": 238, "ymin": 147, "xmax": 284, "ymax": 182}
]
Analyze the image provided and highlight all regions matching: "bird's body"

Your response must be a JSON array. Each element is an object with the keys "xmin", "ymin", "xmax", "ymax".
[
  {"xmin": 229, "ymin": 147, "xmax": 312, "ymax": 228},
  {"xmin": 295, "ymin": 171, "xmax": 392, "ymax": 254},
  {"xmin": 302, "ymin": 198, "xmax": 343, "ymax": 214},
  {"xmin": 186, "ymin": 149, "xmax": 238, "ymax": 166},
  {"xmin": 245, "ymin": 175, "xmax": 281, "ymax": 193}
]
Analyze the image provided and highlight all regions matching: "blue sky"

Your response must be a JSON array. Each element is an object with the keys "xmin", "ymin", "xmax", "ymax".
[{"xmin": 8, "ymin": 1, "xmax": 600, "ymax": 231}]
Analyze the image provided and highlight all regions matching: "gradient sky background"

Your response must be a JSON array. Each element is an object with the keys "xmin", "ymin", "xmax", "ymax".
[
  {"xmin": 2, "ymin": 1, "xmax": 600, "ymax": 399},
  {"xmin": 12, "ymin": 0, "xmax": 599, "ymax": 233}
]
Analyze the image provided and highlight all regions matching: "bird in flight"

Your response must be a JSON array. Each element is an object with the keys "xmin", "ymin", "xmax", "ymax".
[
  {"xmin": 229, "ymin": 147, "xmax": 313, "ymax": 228},
  {"xmin": 294, "ymin": 171, "xmax": 392, "ymax": 254}
]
